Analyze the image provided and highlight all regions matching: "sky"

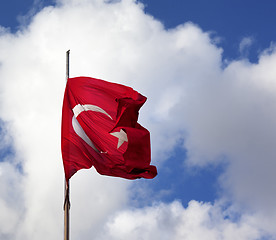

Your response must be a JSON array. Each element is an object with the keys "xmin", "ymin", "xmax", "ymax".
[{"xmin": 0, "ymin": 0, "xmax": 276, "ymax": 239}]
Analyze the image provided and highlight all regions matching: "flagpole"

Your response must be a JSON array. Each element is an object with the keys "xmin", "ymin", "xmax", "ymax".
[{"xmin": 64, "ymin": 49, "xmax": 70, "ymax": 240}]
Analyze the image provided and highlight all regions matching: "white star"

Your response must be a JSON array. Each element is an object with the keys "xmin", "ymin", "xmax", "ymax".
[{"xmin": 110, "ymin": 129, "xmax": 128, "ymax": 149}]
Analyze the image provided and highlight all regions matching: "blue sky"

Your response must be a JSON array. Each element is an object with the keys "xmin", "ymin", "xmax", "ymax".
[
  {"xmin": 0, "ymin": 0, "xmax": 276, "ymax": 239},
  {"xmin": 140, "ymin": 0, "xmax": 276, "ymax": 62},
  {"xmin": 2, "ymin": 0, "xmax": 276, "ymax": 62}
]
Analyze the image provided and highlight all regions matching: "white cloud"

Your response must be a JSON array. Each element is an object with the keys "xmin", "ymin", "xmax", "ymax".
[
  {"xmin": 0, "ymin": 162, "xmax": 24, "ymax": 239},
  {"xmin": 0, "ymin": 0, "xmax": 275, "ymax": 239},
  {"xmin": 100, "ymin": 200, "xmax": 262, "ymax": 240},
  {"xmin": 239, "ymin": 37, "xmax": 254, "ymax": 57},
  {"xmin": 179, "ymin": 51, "xmax": 276, "ymax": 214}
]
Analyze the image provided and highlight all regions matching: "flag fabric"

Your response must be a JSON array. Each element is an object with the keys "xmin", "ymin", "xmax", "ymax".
[{"xmin": 61, "ymin": 76, "xmax": 157, "ymax": 181}]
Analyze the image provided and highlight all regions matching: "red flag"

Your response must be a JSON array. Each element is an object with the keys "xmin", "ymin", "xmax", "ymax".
[{"xmin": 61, "ymin": 76, "xmax": 157, "ymax": 181}]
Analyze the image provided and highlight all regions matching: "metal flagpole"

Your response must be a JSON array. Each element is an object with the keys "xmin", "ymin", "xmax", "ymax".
[
  {"xmin": 64, "ymin": 49, "xmax": 70, "ymax": 240},
  {"xmin": 64, "ymin": 181, "xmax": 70, "ymax": 240}
]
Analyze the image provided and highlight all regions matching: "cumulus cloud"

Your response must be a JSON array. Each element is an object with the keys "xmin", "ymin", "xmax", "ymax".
[
  {"xmin": 0, "ymin": 0, "xmax": 276, "ymax": 239},
  {"xmin": 179, "ymin": 51, "xmax": 276, "ymax": 213},
  {"xmin": 100, "ymin": 200, "xmax": 262, "ymax": 240},
  {"xmin": 0, "ymin": 162, "xmax": 24, "ymax": 239}
]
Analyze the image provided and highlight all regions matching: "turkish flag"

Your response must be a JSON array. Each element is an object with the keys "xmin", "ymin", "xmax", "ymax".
[{"xmin": 61, "ymin": 77, "xmax": 157, "ymax": 181}]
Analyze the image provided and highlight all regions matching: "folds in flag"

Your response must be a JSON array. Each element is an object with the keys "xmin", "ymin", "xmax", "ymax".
[{"xmin": 61, "ymin": 77, "xmax": 157, "ymax": 181}]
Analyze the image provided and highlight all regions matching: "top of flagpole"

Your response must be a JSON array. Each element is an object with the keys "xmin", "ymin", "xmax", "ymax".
[{"xmin": 66, "ymin": 50, "xmax": 70, "ymax": 80}]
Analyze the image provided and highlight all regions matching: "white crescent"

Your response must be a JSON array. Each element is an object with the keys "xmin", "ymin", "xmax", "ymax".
[
  {"xmin": 72, "ymin": 104, "xmax": 128, "ymax": 152},
  {"xmin": 73, "ymin": 104, "xmax": 112, "ymax": 119}
]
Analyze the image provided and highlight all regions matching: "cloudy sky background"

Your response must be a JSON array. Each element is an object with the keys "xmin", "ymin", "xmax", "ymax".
[{"xmin": 0, "ymin": 0, "xmax": 276, "ymax": 239}]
